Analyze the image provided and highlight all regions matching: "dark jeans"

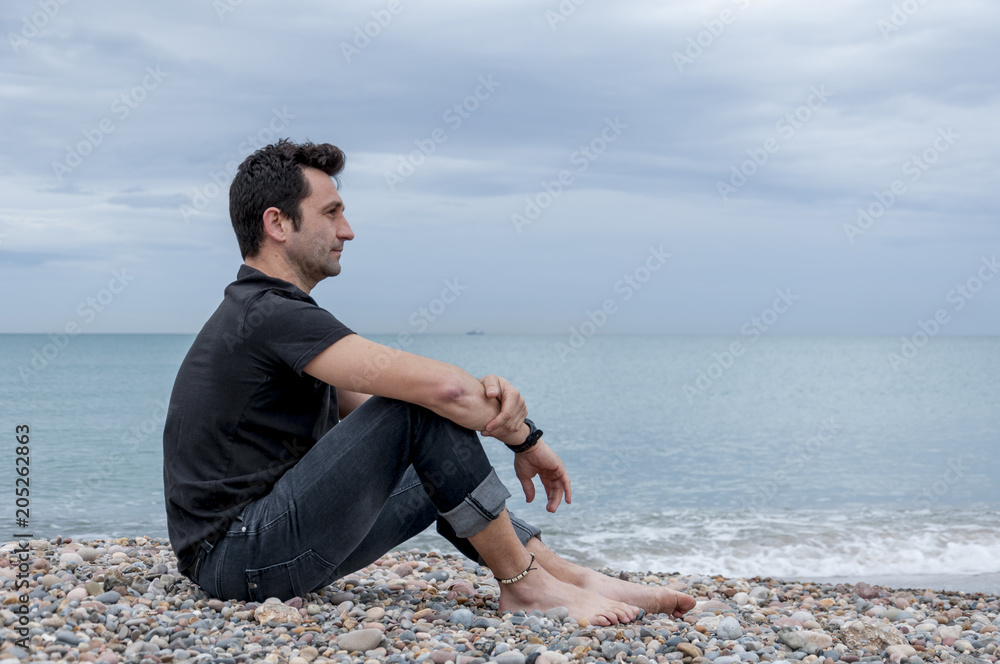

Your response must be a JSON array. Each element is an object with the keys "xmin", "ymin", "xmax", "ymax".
[{"xmin": 195, "ymin": 396, "xmax": 540, "ymax": 601}]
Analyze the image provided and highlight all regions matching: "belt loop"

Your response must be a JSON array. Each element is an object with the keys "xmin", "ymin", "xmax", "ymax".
[{"xmin": 191, "ymin": 537, "xmax": 216, "ymax": 582}]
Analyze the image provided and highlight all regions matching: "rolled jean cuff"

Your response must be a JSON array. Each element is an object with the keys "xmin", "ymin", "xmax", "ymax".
[
  {"xmin": 440, "ymin": 468, "xmax": 510, "ymax": 538},
  {"xmin": 508, "ymin": 510, "xmax": 541, "ymax": 544}
]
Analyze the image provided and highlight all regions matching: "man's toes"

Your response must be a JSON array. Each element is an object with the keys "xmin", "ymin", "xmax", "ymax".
[
  {"xmin": 612, "ymin": 606, "xmax": 632, "ymax": 624},
  {"xmin": 599, "ymin": 607, "xmax": 623, "ymax": 625}
]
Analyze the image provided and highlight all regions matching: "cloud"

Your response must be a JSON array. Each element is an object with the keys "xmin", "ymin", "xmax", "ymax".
[
  {"xmin": 1, "ymin": 0, "xmax": 997, "ymax": 333},
  {"xmin": 107, "ymin": 192, "xmax": 191, "ymax": 209}
]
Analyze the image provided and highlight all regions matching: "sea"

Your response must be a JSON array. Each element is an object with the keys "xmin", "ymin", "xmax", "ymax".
[{"xmin": 2, "ymin": 334, "xmax": 999, "ymax": 594}]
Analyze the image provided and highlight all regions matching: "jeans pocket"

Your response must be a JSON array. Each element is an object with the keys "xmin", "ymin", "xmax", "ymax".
[{"xmin": 244, "ymin": 550, "xmax": 337, "ymax": 602}]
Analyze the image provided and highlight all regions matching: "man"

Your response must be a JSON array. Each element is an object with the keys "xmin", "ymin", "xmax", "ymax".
[{"xmin": 163, "ymin": 140, "xmax": 694, "ymax": 626}]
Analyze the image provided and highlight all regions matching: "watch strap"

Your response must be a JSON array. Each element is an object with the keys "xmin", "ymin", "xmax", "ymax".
[{"xmin": 506, "ymin": 418, "xmax": 543, "ymax": 454}]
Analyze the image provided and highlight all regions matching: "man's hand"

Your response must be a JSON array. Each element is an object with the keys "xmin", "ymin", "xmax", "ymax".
[
  {"xmin": 513, "ymin": 440, "xmax": 572, "ymax": 513},
  {"xmin": 479, "ymin": 374, "xmax": 527, "ymax": 440}
]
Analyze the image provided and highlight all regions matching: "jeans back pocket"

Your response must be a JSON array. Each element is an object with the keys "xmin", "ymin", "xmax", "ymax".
[{"xmin": 245, "ymin": 549, "xmax": 337, "ymax": 602}]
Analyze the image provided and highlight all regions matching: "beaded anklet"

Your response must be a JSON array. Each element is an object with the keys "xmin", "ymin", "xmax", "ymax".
[{"xmin": 496, "ymin": 553, "xmax": 537, "ymax": 585}]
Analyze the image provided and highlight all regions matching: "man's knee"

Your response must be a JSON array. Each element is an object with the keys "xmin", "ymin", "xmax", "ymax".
[{"xmin": 361, "ymin": 396, "xmax": 467, "ymax": 435}]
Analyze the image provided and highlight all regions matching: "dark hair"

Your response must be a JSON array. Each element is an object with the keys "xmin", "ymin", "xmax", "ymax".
[{"xmin": 229, "ymin": 139, "xmax": 346, "ymax": 258}]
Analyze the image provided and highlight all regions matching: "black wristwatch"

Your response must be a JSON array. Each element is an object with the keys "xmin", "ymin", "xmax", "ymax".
[{"xmin": 506, "ymin": 418, "xmax": 543, "ymax": 454}]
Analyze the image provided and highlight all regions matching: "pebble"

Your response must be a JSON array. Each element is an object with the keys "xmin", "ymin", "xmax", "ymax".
[
  {"xmin": 801, "ymin": 630, "xmax": 834, "ymax": 650},
  {"xmin": 59, "ymin": 552, "xmax": 84, "ymax": 568},
  {"xmin": 3, "ymin": 537, "xmax": 998, "ymax": 664},
  {"xmin": 779, "ymin": 629, "xmax": 807, "ymax": 651},
  {"xmin": 448, "ymin": 607, "xmax": 475, "ymax": 627},
  {"xmin": 94, "ymin": 590, "xmax": 121, "ymax": 604},
  {"xmin": 254, "ymin": 599, "xmax": 303, "ymax": 624},
  {"xmin": 337, "ymin": 628, "xmax": 383, "ymax": 653},
  {"xmin": 38, "ymin": 573, "xmax": 61, "ymax": 588},
  {"xmin": 76, "ymin": 546, "xmax": 100, "ymax": 561},
  {"xmin": 544, "ymin": 606, "xmax": 570, "ymax": 622},
  {"xmin": 602, "ymin": 642, "xmax": 630, "ymax": 659},
  {"xmin": 717, "ymin": 616, "xmax": 744, "ymax": 640},
  {"xmin": 677, "ymin": 642, "xmax": 703, "ymax": 657}
]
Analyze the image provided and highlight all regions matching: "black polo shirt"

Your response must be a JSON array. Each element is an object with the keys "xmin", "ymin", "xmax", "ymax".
[{"xmin": 163, "ymin": 264, "xmax": 354, "ymax": 575}]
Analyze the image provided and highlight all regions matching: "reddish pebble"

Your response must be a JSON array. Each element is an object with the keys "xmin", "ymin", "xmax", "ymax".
[
  {"xmin": 452, "ymin": 582, "xmax": 475, "ymax": 595},
  {"xmin": 774, "ymin": 617, "xmax": 802, "ymax": 628}
]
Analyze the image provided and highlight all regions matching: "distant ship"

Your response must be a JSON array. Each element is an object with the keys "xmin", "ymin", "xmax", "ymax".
[{"xmin": 466, "ymin": 329, "xmax": 485, "ymax": 335}]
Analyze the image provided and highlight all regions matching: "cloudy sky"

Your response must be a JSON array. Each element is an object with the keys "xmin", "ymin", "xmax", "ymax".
[{"xmin": 2, "ymin": 0, "xmax": 998, "ymax": 336}]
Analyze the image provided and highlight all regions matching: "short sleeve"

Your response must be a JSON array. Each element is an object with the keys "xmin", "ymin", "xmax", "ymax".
[{"xmin": 244, "ymin": 291, "xmax": 354, "ymax": 375}]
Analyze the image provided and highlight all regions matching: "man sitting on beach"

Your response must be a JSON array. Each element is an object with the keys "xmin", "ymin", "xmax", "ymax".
[{"xmin": 162, "ymin": 139, "xmax": 695, "ymax": 626}]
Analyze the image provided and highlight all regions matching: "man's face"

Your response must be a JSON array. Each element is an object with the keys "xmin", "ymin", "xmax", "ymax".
[{"xmin": 284, "ymin": 166, "xmax": 354, "ymax": 287}]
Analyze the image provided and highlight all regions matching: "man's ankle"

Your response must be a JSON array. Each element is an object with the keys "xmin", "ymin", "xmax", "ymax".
[{"xmin": 526, "ymin": 539, "xmax": 588, "ymax": 586}]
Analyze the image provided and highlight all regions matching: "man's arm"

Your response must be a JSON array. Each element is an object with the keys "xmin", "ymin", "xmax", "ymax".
[
  {"xmin": 336, "ymin": 388, "xmax": 371, "ymax": 419},
  {"xmin": 305, "ymin": 334, "xmax": 529, "ymax": 444},
  {"xmin": 307, "ymin": 335, "xmax": 571, "ymax": 511}
]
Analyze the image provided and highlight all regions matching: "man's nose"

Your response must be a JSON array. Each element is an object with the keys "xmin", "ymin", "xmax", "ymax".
[{"xmin": 339, "ymin": 217, "xmax": 355, "ymax": 241}]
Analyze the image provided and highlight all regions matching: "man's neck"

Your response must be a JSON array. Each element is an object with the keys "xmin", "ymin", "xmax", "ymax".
[{"xmin": 244, "ymin": 254, "xmax": 314, "ymax": 294}]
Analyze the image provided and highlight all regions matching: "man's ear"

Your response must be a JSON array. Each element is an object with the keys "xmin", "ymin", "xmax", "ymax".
[{"xmin": 261, "ymin": 207, "xmax": 289, "ymax": 244}]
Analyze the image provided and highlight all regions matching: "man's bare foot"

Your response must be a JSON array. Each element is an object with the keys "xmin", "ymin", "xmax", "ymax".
[
  {"xmin": 527, "ymin": 539, "xmax": 697, "ymax": 618},
  {"xmin": 570, "ymin": 566, "xmax": 696, "ymax": 618},
  {"xmin": 496, "ymin": 562, "xmax": 640, "ymax": 627}
]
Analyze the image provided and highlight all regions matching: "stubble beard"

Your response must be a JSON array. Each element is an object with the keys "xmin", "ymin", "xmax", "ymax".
[{"xmin": 287, "ymin": 243, "xmax": 341, "ymax": 288}]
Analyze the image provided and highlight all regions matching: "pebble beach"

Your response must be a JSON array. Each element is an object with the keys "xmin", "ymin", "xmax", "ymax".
[{"xmin": 3, "ymin": 537, "xmax": 998, "ymax": 664}]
